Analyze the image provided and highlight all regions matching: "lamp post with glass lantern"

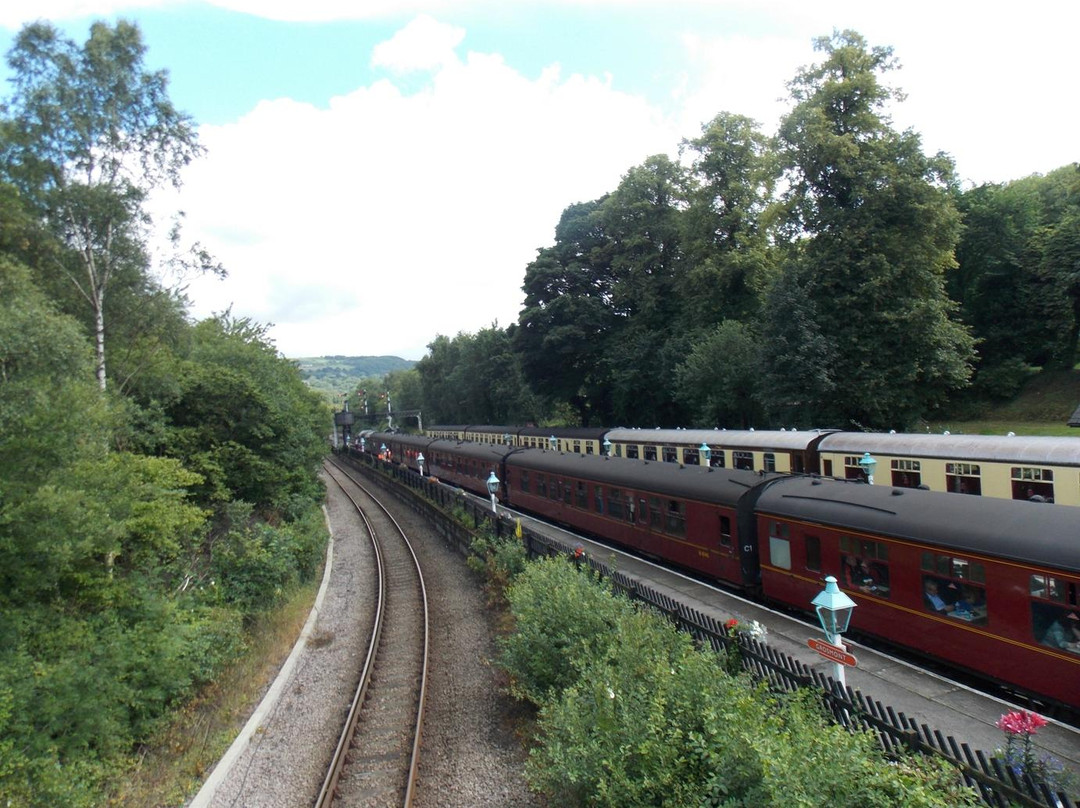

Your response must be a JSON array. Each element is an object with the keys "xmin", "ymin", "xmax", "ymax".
[
  {"xmin": 858, "ymin": 452, "xmax": 877, "ymax": 485},
  {"xmin": 417, "ymin": 453, "xmax": 424, "ymax": 477},
  {"xmin": 603, "ymin": 437, "xmax": 611, "ymax": 457},
  {"xmin": 811, "ymin": 576, "xmax": 857, "ymax": 688},
  {"xmin": 486, "ymin": 471, "xmax": 500, "ymax": 513},
  {"xmin": 549, "ymin": 435, "xmax": 558, "ymax": 452},
  {"xmin": 700, "ymin": 442, "xmax": 711, "ymax": 467}
]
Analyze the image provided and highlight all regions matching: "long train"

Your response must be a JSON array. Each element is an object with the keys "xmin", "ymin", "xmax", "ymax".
[
  {"xmin": 425, "ymin": 424, "xmax": 1080, "ymax": 506},
  {"xmin": 350, "ymin": 431, "xmax": 1080, "ymax": 713}
]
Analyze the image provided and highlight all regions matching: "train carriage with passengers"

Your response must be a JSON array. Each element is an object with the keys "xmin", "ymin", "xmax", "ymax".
[
  {"xmin": 814, "ymin": 431, "xmax": 1080, "ymax": 504},
  {"xmin": 358, "ymin": 430, "xmax": 1080, "ymax": 710},
  {"xmin": 428, "ymin": 424, "xmax": 1080, "ymax": 506},
  {"xmin": 603, "ymin": 427, "xmax": 835, "ymax": 474},
  {"xmin": 502, "ymin": 450, "xmax": 782, "ymax": 586},
  {"xmin": 754, "ymin": 475, "xmax": 1080, "ymax": 709}
]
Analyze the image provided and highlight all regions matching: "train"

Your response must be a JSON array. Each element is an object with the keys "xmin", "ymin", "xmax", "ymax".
[
  {"xmin": 348, "ymin": 430, "xmax": 1080, "ymax": 713},
  {"xmin": 424, "ymin": 424, "xmax": 1080, "ymax": 506}
]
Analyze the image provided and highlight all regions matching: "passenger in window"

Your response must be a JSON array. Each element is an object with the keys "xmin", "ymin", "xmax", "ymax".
[
  {"xmin": 924, "ymin": 579, "xmax": 956, "ymax": 613},
  {"xmin": 843, "ymin": 555, "xmax": 882, "ymax": 593},
  {"xmin": 1043, "ymin": 612, "xmax": 1080, "ymax": 650},
  {"xmin": 950, "ymin": 587, "xmax": 983, "ymax": 618}
]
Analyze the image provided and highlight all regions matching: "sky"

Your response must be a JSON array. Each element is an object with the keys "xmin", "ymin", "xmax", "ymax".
[{"xmin": 1, "ymin": 1, "xmax": 1076, "ymax": 361}]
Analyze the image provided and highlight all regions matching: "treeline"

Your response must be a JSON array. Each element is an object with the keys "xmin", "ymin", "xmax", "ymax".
[
  {"xmin": 403, "ymin": 32, "xmax": 1080, "ymax": 432},
  {"xmin": 0, "ymin": 21, "xmax": 329, "ymax": 806}
]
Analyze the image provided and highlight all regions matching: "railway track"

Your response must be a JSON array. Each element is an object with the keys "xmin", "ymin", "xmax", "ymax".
[{"xmin": 318, "ymin": 459, "xmax": 430, "ymax": 808}]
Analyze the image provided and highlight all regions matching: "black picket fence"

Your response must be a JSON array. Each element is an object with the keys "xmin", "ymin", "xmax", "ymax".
[{"xmin": 343, "ymin": 452, "xmax": 1077, "ymax": 808}]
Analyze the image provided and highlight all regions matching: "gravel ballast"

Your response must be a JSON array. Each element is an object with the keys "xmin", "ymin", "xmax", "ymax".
[{"xmin": 187, "ymin": 468, "xmax": 539, "ymax": 807}]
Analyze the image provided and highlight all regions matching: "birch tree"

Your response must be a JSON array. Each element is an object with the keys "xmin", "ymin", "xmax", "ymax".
[{"xmin": 1, "ymin": 19, "xmax": 205, "ymax": 390}]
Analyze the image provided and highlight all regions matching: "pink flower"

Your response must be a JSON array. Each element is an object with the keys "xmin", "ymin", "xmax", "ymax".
[{"xmin": 995, "ymin": 710, "xmax": 1048, "ymax": 736}]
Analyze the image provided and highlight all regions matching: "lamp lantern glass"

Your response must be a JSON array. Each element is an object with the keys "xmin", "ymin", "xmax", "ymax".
[
  {"xmin": 549, "ymin": 435, "xmax": 558, "ymax": 452},
  {"xmin": 857, "ymin": 452, "xmax": 877, "ymax": 483},
  {"xmin": 812, "ymin": 576, "xmax": 857, "ymax": 637},
  {"xmin": 417, "ymin": 453, "xmax": 424, "ymax": 475}
]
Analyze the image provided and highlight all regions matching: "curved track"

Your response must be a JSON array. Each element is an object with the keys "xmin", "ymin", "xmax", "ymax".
[{"xmin": 318, "ymin": 459, "xmax": 430, "ymax": 808}]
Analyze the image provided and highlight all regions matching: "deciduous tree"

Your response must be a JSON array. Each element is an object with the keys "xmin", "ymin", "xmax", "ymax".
[
  {"xmin": 1, "ymin": 20, "xmax": 207, "ymax": 390},
  {"xmin": 776, "ymin": 30, "xmax": 974, "ymax": 429}
]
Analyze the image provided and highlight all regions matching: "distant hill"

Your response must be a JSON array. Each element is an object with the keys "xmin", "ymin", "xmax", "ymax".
[{"xmin": 296, "ymin": 355, "xmax": 415, "ymax": 398}]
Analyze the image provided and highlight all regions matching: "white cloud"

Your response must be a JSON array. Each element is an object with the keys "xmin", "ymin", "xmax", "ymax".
[
  {"xmin": 167, "ymin": 17, "xmax": 679, "ymax": 358},
  {"xmin": 371, "ymin": 14, "xmax": 464, "ymax": 72},
  {"xmin": 0, "ymin": 0, "xmax": 160, "ymax": 28}
]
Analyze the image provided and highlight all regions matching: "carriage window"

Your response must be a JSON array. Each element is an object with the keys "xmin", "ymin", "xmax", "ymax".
[
  {"xmin": 550, "ymin": 478, "xmax": 561, "ymax": 500},
  {"xmin": 626, "ymin": 445, "xmax": 639, "ymax": 460},
  {"xmin": 644, "ymin": 446, "xmax": 658, "ymax": 461},
  {"xmin": 843, "ymin": 455, "xmax": 867, "ymax": 480},
  {"xmin": 1011, "ymin": 467, "xmax": 1054, "ymax": 502},
  {"xmin": 1031, "ymin": 574, "xmax": 1066, "ymax": 602},
  {"xmin": 1031, "ymin": 599, "xmax": 1080, "ymax": 654},
  {"xmin": 562, "ymin": 481, "xmax": 572, "ymax": 504},
  {"xmin": 638, "ymin": 498, "xmax": 648, "ymax": 523},
  {"xmin": 684, "ymin": 447, "xmax": 700, "ymax": 466},
  {"xmin": 711, "ymin": 451, "xmax": 725, "ymax": 469},
  {"xmin": 922, "ymin": 574, "xmax": 987, "ymax": 624},
  {"xmin": 594, "ymin": 486, "xmax": 604, "ymax": 514},
  {"xmin": 733, "ymin": 451, "xmax": 753, "ymax": 470},
  {"xmin": 945, "ymin": 463, "xmax": 982, "ymax": 496},
  {"xmin": 585, "ymin": 443, "xmax": 594, "ymax": 455},
  {"xmin": 624, "ymin": 495, "xmax": 635, "ymax": 522},
  {"xmin": 763, "ymin": 453, "xmax": 776, "ymax": 472},
  {"xmin": 840, "ymin": 536, "xmax": 891, "ymax": 598},
  {"xmin": 662, "ymin": 446, "xmax": 678, "ymax": 463},
  {"xmin": 770, "ymin": 536, "xmax": 791, "ymax": 570},
  {"xmin": 537, "ymin": 474, "xmax": 547, "ymax": 498},
  {"xmin": 608, "ymin": 488, "xmax": 624, "ymax": 519},
  {"xmin": 613, "ymin": 444, "xmax": 623, "ymax": 458},
  {"xmin": 805, "ymin": 535, "xmax": 821, "ymax": 572},
  {"xmin": 576, "ymin": 481, "xmax": 587, "ymax": 509},
  {"xmin": 921, "ymin": 552, "xmax": 986, "ymax": 623},
  {"xmin": 890, "ymin": 459, "xmax": 922, "ymax": 488},
  {"xmin": 572, "ymin": 440, "xmax": 581, "ymax": 454},
  {"xmin": 520, "ymin": 471, "xmax": 530, "ymax": 493},
  {"xmin": 719, "ymin": 515, "xmax": 732, "ymax": 547},
  {"xmin": 665, "ymin": 500, "xmax": 686, "ymax": 536},
  {"xmin": 649, "ymin": 497, "xmax": 662, "ymax": 529}
]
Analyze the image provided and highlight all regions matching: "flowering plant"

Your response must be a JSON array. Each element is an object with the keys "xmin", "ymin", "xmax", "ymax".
[
  {"xmin": 993, "ymin": 709, "xmax": 1072, "ymax": 790},
  {"xmin": 723, "ymin": 618, "xmax": 767, "ymax": 642}
]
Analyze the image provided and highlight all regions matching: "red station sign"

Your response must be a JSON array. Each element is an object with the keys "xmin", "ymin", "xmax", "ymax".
[{"xmin": 807, "ymin": 637, "xmax": 858, "ymax": 667}]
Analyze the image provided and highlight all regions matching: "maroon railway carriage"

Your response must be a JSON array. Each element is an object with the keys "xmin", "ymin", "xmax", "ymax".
[
  {"xmin": 503, "ymin": 449, "xmax": 780, "ymax": 587},
  {"xmin": 754, "ymin": 476, "xmax": 1080, "ymax": 710},
  {"xmin": 372, "ymin": 433, "xmax": 514, "ymax": 499}
]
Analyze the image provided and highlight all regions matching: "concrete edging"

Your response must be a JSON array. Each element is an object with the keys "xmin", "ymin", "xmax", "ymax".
[{"xmin": 186, "ymin": 505, "xmax": 336, "ymax": 807}]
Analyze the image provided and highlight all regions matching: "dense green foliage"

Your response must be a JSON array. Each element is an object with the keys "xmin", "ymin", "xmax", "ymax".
[
  {"xmin": 0, "ymin": 21, "xmax": 330, "ymax": 805},
  {"xmin": 501, "ymin": 559, "xmax": 981, "ymax": 807},
  {"xmin": 412, "ymin": 31, "xmax": 1077, "ymax": 432}
]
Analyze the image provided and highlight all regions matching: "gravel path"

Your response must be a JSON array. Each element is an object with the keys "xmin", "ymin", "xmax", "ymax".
[{"xmin": 187, "ymin": 467, "xmax": 538, "ymax": 807}]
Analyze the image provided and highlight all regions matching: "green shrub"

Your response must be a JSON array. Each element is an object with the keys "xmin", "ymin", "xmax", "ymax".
[
  {"xmin": 210, "ymin": 508, "xmax": 327, "ymax": 616},
  {"xmin": 466, "ymin": 525, "xmax": 529, "ymax": 604},
  {"xmin": 515, "ymin": 562, "xmax": 980, "ymax": 807},
  {"xmin": 497, "ymin": 556, "xmax": 637, "ymax": 707}
]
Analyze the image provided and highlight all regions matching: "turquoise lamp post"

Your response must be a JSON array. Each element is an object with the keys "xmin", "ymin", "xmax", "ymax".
[{"xmin": 812, "ymin": 576, "xmax": 857, "ymax": 687}]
